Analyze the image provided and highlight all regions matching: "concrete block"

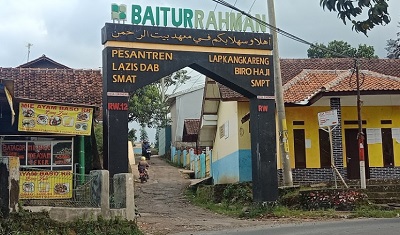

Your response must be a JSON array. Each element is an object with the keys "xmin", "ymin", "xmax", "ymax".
[
  {"xmin": 113, "ymin": 173, "xmax": 135, "ymax": 221},
  {"xmin": 90, "ymin": 170, "xmax": 110, "ymax": 217}
]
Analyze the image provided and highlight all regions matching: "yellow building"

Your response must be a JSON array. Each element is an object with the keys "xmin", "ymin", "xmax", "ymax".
[{"xmin": 199, "ymin": 58, "xmax": 400, "ymax": 184}]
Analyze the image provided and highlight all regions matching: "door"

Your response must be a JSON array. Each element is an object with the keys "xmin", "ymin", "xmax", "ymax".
[{"xmin": 345, "ymin": 129, "xmax": 370, "ymax": 179}]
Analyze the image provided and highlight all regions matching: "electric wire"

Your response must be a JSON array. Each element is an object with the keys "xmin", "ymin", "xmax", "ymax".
[
  {"xmin": 213, "ymin": 2, "xmax": 218, "ymax": 12},
  {"xmin": 211, "ymin": 0, "xmax": 366, "ymax": 90},
  {"xmin": 189, "ymin": 74, "xmax": 205, "ymax": 90},
  {"xmin": 210, "ymin": 0, "xmax": 353, "ymax": 59},
  {"xmin": 221, "ymin": 0, "xmax": 238, "ymax": 31},
  {"xmin": 240, "ymin": 0, "xmax": 257, "ymax": 26}
]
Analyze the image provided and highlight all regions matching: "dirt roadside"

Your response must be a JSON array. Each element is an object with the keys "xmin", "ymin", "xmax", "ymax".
[{"xmin": 133, "ymin": 156, "xmax": 294, "ymax": 235}]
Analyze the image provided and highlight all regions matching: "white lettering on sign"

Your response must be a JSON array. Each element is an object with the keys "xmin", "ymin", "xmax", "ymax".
[
  {"xmin": 107, "ymin": 92, "xmax": 129, "ymax": 97},
  {"xmin": 317, "ymin": 110, "xmax": 338, "ymax": 127}
]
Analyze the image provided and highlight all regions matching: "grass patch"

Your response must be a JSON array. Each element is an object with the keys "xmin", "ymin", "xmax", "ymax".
[
  {"xmin": 187, "ymin": 184, "xmax": 400, "ymax": 220},
  {"xmin": 0, "ymin": 210, "xmax": 143, "ymax": 235},
  {"xmin": 351, "ymin": 205, "xmax": 400, "ymax": 218},
  {"xmin": 272, "ymin": 206, "xmax": 339, "ymax": 219},
  {"xmin": 186, "ymin": 188, "xmax": 242, "ymax": 217}
]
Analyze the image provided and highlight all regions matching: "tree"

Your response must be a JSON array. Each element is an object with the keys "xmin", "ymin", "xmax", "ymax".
[
  {"xmin": 128, "ymin": 85, "xmax": 162, "ymax": 127},
  {"xmin": 92, "ymin": 123, "xmax": 103, "ymax": 169},
  {"xmin": 320, "ymin": 0, "xmax": 390, "ymax": 35},
  {"xmin": 307, "ymin": 40, "xmax": 378, "ymax": 58},
  {"xmin": 386, "ymin": 22, "xmax": 400, "ymax": 59},
  {"xmin": 128, "ymin": 69, "xmax": 191, "ymax": 128},
  {"xmin": 139, "ymin": 125, "xmax": 149, "ymax": 142},
  {"xmin": 128, "ymin": 128, "xmax": 137, "ymax": 142},
  {"xmin": 154, "ymin": 129, "xmax": 159, "ymax": 149},
  {"xmin": 156, "ymin": 70, "xmax": 192, "ymax": 95}
]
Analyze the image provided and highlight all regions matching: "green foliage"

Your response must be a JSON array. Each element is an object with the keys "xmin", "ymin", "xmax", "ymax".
[
  {"xmin": 279, "ymin": 188, "xmax": 302, "ymax": 209},
  {"xmin": 128, "ymin": 69, "xmax": 191, "ymax": 128},
  {"xmin": 320, "ymin": 0, "xmax": 390, "ymax": 35},
  {"xmin": 154, "ymin": 129, "xmax": 159, "ymax": 148},
  {"xmin": 94, "ymin": 123, "xmax": 103, "ymax": 157},
  {"xmin": 271, "ymin": 206, "xmax": 338, "ymax": 219},
  {"xmin": 128, "ymin": 128, "xmax": 137, "ymax": 142},
  {"xmin": 353, "ymin": 205, "xmax": 400, "ymax": 218},
  {"xmin": 356, "ymin": 44, "xmax": 378, "ymax": 58},
  {"xmin": 160, "ymin": 69, "xmax": 192, "ymax": 94},
  {"xmin": 187, "ymin": 184, "xmax": 399, "ymax": 220},
  {"xmin": 139, "ymin": 125, "xmax": 148, "ymax": 142},
  {"xmin": 186, "ymin": 188, "xmax": 243, "ymax": 217},
  {"xmin": 0, "ymin": 211, "xmax": 143, "ymax": 235},
  {"xmin": 222, "ymin": 184, "xmax": 252, "ymax": 204},
  {"xmin": 386, "ymin": 22, "xmax": 400, "ymax": 59},
  {"xmin": 129, "ymin": 85, "xmax": 163, "ymax": 128},
  {"xmin": 307, "ymin": 40, "xmax": 378, "ymax": 58}
]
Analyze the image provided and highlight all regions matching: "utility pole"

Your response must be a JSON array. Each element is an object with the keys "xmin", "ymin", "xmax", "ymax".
[
  {"xmin": 355, "ymin": 59, "xmax": 366, "ymax": 189},
  {"xmin": 26, "ymin": 43, "xmax": 33, "ymax": 62},
  {"xmin": 161, "ymin": 76, "xmax": 165, "ymax": 124},
  {"xmin": 267, "ymin": 0, "xmax": 293, "ymax": 186}
]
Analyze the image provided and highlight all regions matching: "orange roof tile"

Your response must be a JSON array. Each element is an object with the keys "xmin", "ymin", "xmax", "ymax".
[
  {"xmin": 284, "ymin": 69, "xmax": 400, "ymax": 104},
  {"xmin": 218, "ymin": 58, "xmax": 400, "ymax": 103},
  {"xmin": 0, "ymin": 67, "xmax": 102, "ymax": 107}
]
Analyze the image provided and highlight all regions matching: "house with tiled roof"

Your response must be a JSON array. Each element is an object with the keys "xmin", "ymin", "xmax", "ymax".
[
  {"xmin": 17, "ymin": 54, "xmax": 71, "ymax": 69},
  {"xmin": 182, "ymin": 119, "xmax": 200, "ymax": 142},
  {"xmin": 159, "ymin": 84, "xmax": 205, "ymax": 156},
  {"xmin": 168, "ymin": 84, "xmax": 204, "ymax": 145},
  {"xmin": 199, "ymin": 58, "xmax": 400, "ymax": 185},
  {"xmin": 0, "ymin": 55, "xmax": 103, "ymax": 187}
]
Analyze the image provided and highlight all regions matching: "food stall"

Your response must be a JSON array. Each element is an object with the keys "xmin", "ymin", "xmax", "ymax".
[{"xmin": 1, "ymin": 102, "xmax": 93, "ymax": 199}]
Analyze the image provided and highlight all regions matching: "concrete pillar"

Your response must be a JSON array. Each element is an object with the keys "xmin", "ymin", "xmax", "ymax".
[
  {"xmin": 200, "ymin": 153, "xmax": 206, "ymax": 178},
  {"xmin": 0, "ymin": 157, "xmax": 20, "ymax": 217},
  {"xmin": 205, "ymin": 147, "xmax": 211, "ymax": 177},
  {"xmin": 183, "ymin": 149, "xmax": 187, "ymax": 167},
  {"xmin": 113, "ymin": 173, "xmax": 135, "ymax": 221},
  {"xmin": 177, "ymin": 149, "xmax": 181, "ymax": 165},
  {"xmin": 90, "ymin": 170, "xmax": 110, "ymax": 217},
  {"xmin": 171, "ymin": 146, "xmax": 176, "ymax": 162},
  {"xmin": 190, "ymin": 150, "xmax": 195, "ymax": 172},
  {"xmin": 330, "ymin": 98, "xmax": 345, "ymax": 176}
]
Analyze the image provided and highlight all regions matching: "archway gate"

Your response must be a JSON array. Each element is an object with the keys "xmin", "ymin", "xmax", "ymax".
[{"xmin": 101, "ymin": 23, "xmax": 278, "ymax": 201}]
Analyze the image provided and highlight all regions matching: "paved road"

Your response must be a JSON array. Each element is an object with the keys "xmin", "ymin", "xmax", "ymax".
[{"xmin": 175, "ymin": 218, "xmax": 400, "ymax": 235}]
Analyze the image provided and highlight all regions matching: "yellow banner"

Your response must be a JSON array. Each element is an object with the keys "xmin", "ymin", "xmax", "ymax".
[
  {"xmin": 19, "ymin": 171, "xmax": 73, "ymax": 199},
  {"xmin": 4, "ymin": 87, "xmax": 15, "ymax": 125},
  {"xmin": 18, "ymin": 102, "xmax": 93, "ymax": 136}
]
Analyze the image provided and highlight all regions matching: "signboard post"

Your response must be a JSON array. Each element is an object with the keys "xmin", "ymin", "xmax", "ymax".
[{"xmin": 318, "ymin": 110, "xmax": 348, "ymax": 189}]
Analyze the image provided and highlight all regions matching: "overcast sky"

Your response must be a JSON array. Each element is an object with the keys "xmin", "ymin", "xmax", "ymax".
[
  {"xmin": 1, "ymin": 0, "xmax": 399, "ymax": 141},
  {"xmin": 1, "ymin": 0, "xmax": 399, "ymax": 69}
]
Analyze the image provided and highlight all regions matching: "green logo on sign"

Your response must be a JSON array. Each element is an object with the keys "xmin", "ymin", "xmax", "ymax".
[{"xmin": 111, "ymin": 3, "xmax": 127, "ymax": 23}]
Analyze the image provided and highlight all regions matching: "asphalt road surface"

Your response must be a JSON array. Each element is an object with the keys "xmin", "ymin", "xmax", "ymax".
[{"xmin": 175, "ymin": 218, "xmax": 400, "ymax": 235}]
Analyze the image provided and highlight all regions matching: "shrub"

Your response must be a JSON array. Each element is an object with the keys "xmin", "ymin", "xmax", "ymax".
[
  {"xmin": 222, "ymin": 183, "xmax": 252, "ymax": 204},
  {"xmin": 300, "ymin": 189, "xmax": 368, "ymax": 211},
  {"xmin": 0, "ymin": 211, "xmax": 143, "ymax": 235}
]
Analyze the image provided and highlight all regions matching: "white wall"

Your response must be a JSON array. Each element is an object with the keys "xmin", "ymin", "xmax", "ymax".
[
  {"xmin": 171, "ymin": 88, "xmax": 204, "ymax": 143},
  {"xmin": 158, "ymin": 128, "xmax": 167, "ymax": 156}
]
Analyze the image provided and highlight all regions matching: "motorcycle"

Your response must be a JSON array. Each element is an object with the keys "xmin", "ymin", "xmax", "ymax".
[
  {"xmin": 139, "ymin": 168, "xmax": 149, "ymax": 183},
  {"xmin": 145, "ymin": 148, "xmax": 151, "ymax": 160}
]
